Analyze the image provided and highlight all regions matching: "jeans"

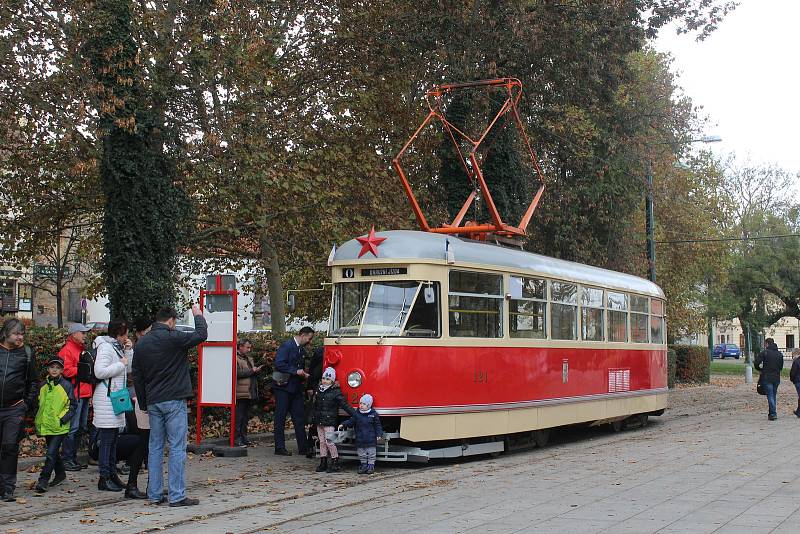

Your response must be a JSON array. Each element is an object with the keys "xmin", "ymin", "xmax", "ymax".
[
  {"xmin": 272, "ymin": 388, "xmax": 308, "ymax": 453},
  {"xmin": 764, "ymin": 382, "xmax": 778, "ymax": 417},
  {"xmin": 235, "ymin": 399, "xmax": 251, "ymax": 442},
  {"xmin": 147, "ymin": 400, "xmax": 187, "ymax": 504},
  {"xmin": 98, "ymin": 428, "xmax": 119, "ymax": 478},
  {"xmin": 0, "ymin": 403, "xmax": 26, "ymax": 494},
  {"xmin": 62, "ymin": 397, "xmax": 90, "ymax": 463},
  {"xmin": 40, "ymin": 435, "xmax": 66, "ymax": 482}
]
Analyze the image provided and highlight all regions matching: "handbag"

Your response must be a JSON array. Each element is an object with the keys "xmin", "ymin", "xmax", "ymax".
[
  {"xmin": 107, "ymin": 379, "xmax": 133, "ymax": 415},
  {"xmin": 756, "ymin": 373, "xmax": 766, "ymax": 395},
  {"xmin": 272, "ymin": 370, "xmax": 291, "ymax": 386}
]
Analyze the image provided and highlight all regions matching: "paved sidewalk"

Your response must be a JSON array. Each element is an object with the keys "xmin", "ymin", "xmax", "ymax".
[{"xmin": 2, "ymin": 379, "xmax": 800, "ymax": 533}]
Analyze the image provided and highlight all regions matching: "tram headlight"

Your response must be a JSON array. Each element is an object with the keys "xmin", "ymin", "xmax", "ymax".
[{"xmin": 347, "ymin": 371, "xmax": 363, "ymax": 388}]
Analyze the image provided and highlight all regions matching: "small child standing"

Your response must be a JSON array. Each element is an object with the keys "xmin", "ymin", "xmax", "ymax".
[
  {"xmin": 339, "ymin": 393, "xmax": 383, "ymax": 474},
  {"xmin": 34, "ymin": 357, "xmax": 77, "ymax": 493},
  {"xmin": 311, "ymin": 367, "xmax": 354, "ymax": 473}
]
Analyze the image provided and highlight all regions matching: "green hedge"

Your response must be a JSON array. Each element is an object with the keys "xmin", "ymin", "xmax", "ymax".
[
  {"xmin": 669, "ymin": 344, "xmax": 710, "ymax": 384},
  {"xmin": 667, "ymin": 348, "xmax": 677, "ymax": 389}
]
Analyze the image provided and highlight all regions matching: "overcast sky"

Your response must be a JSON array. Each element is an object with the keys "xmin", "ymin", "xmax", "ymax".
[{"xmin": 654, "ymin": 0, "xmax": 800, "ymax": 176}]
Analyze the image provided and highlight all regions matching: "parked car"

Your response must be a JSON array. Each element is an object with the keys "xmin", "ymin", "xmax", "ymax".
[
  {"xmin": 713, "ymin": 343, "xmax": 741, "ymax": 359},
  {"xmin": 85, "ymin": 321, "xmax": 109, "ymax": 334}
]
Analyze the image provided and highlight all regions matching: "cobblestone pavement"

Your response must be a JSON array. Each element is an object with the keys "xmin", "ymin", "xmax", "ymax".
[{"xmin": 3, "ymin": 377, "xmax": 800, "ymax": 534}]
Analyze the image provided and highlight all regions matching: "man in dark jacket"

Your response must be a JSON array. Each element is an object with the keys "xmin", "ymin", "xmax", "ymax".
[
  {"xmin": 132, "ymin": 305, "xmax": 207, "ymax": 507},
  {"xmin": 755, "ymin": 337, "xmax": 784, "ymax": 420},
  {"xmin": 272, "ymin": 326, "xmax": 313, "ymax": 456},
  {"xmin": 0, "ymin": 319, "xmax": 38, "ymax": 502}
]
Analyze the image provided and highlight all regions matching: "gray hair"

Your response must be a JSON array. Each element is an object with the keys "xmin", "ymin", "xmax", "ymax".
[{"xmin": 0, "ymin": 319, "xmax": 25, "ymax": 344}]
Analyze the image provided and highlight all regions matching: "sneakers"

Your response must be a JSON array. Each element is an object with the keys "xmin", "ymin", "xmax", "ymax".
[
  {"xmin": 34, "ymin": 480, "xmax": 48, "ymax": 493},
  {"xmin": 769, "ymin": 414, "xmax": 778, "ymax": 421},
  {"xmin": 63, "ymin": 460, "xmax": 82, "ymax": 472},
  {"xmin": 169, "ymin": 497, "xmax": 200, "ymax": 507},
  {"xmin": 357, "ymin": 463, "xmax": 368, "ymax": 474},
  {"xmin": 274, "ymin": 448, "xmax": 292, "ymax": 456},
  {"xmin": 50, "ymin": 473, "xmax": 67, "ymax": 487},
  {"xmin": 365, "ymin": 464, "xmax": 375, "ymax": 475},
  {"xmin": 233, "ymin": 439, "xmax": 248, "ymax": 448}
]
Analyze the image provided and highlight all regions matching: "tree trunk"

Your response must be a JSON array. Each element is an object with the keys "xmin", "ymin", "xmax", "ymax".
[
  {"xmin": 260, "ymin": 231, "xmax": 286, "ymax": 336},
  {"xmin": 55, "ymin": 276, "xmax": 63, "ymax": 328}
]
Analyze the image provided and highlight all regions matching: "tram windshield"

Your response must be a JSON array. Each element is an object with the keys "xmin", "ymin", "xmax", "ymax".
[{"xmin": 331, "ymin": 281, "xmax": 440, "ymax": 337}]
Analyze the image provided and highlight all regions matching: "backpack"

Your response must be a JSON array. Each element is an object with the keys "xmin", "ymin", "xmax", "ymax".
[{"xmin": 76, "ymin": 347, "xmax": 99, "ymax": 386}]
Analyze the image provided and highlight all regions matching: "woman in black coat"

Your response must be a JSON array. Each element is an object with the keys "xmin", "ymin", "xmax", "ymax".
[{"xmin": 311, "ymin": 367, "xmax": 354, "ymax": 473}]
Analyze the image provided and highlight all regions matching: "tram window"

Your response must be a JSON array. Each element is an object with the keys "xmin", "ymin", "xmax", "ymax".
[
  {"xmin": 580, "ymin": 287, "xmax": 604, "ymax": 341},
  {"xmin": 551, "ymin": 281, "xmax": 577, "ymax": 340},
  {"xmin": 403, "ymin": 283, "xmax": 441, "ymax": 338},
  {"xmin": 361, "ymin": 281, "xmax": 418, "ymax": 336},
  {"xmin": 509, "ymin": 276, "xmax": 546, "ymax": 339},
  {"xmin": 631, "ymin": 312, "xmax": 649, "ymax": 343},
  {"xmin": 631, "ymin": 295, "xmax": 649, "ymax": 313},
  {"xmin": 607, "ymin": 292, "xmax": 628, "ymax": 342},
  {"xmin": 448, "ymin": 270, "xmax": 503, "ymax": 338},
  {"xmin": 331, "ymin": 282, "xmax": 371, "ymax": 335},
  {"xmin": 650, "ymin": 299, "xmax": 665, "ymax": 344},
  {"xmin": 448, "ymin": 295, "xmax": 502, "ymax": 337}
]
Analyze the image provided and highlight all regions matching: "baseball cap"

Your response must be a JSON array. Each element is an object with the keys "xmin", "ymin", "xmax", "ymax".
[
  {"xmin": 68, "ymin": 323, "xmax": 91, "ymax": 335},
  {"xmin": 45, "ymin": 357, "xmax": 64, "ymax": 368}
]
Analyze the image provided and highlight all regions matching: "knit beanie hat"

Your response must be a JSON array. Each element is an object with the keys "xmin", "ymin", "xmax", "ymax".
[
  {"xmin": 359, "ymin": 393, "xmax": 374, "ymax": 412},
  {"xmin": 322, "ymin": 367, "xmax": 336, "ymax": 381}
]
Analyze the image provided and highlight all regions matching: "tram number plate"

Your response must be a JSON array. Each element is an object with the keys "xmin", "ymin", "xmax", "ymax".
[
  {"xmin": 474, "ymin": 370, "xmax": 488, "ymax": 383},
  {"xmin": 361, "ymin": 268, "xmax": 407, "ymax": 276}
]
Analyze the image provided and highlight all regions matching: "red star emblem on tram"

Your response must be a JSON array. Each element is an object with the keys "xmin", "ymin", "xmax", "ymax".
[{"xmin": 356, "ymin": 226, "xmax": 386, "ymax": 258}]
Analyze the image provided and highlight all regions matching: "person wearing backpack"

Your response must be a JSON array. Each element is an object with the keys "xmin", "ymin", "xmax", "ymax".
[
  {"xmin": 59, "ymin": 323, "xmax": 93, "ymax": 471},
  {"xmin": 0, "ymin": 319, "xmax": 38, "ymax": 502}
]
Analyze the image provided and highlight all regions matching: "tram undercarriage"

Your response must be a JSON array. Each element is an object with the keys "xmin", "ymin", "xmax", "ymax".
[{"xmin": 320, "ymin": 392, "xmax": 667, "ymax": 463}]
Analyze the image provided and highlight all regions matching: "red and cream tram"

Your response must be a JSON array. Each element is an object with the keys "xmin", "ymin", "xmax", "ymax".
[{"xmin": 324, "ymin": 229, "xmax": 667, "ymax": 461}]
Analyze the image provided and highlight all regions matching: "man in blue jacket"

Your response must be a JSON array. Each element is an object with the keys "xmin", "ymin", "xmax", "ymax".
[{"xmin": 272, "ymin": 326, "xmax": 314, "ymax": 456}]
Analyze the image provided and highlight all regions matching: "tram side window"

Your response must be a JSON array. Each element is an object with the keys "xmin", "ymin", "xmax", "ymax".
[
  {"xmin": 403, "ymin": 283, "xmax": 441, "ymax": 338},
  {"xmin": 509, "ymin": 276, "xmax": 547, "ymax": 339},
  {"xmin": 650, "ymin": 299, "xmax": 665, "ymax": 344},
  {"xmin": 631, "ymin": 294, "xmax": 649, "ymax": 343},
  {"xmin": 449, "ymin": 270, "xmax": 503, "ymax": 338},
  {"xmin": 607, "ymin": 291, "xmax": 629, "ymax": 342},
  {"xmin": 551, "ymin": 281, "xmax": 577, "ymax": 340},
  {"xmin": 581, "ymin": 287, "xmax": 604, "ymax": 341}
]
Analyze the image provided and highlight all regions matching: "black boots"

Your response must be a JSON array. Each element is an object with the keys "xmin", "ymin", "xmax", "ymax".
[
  {"xmin": 98, "ymin": 477, "xmax": 123, "ymax": 491},
  {"xmin": 124, "ymin": 484, "xmax": 148, "ymax": 499},
  {"xmin": 315, "ymin": 457, "xmax": 328, "ymax": 472},
  {"xmin": 326, "ymin": 457, "xmax": 340, "ymax": 473}
]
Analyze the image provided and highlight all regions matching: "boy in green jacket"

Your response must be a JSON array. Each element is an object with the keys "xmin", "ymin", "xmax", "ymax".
[{"xmin": 34, "ymin": 357, "xmax": 77, "ymax": 493}]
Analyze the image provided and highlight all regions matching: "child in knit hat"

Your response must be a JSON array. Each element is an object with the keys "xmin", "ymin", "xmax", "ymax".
[
  {"xmin": 311, "ymin": 367, "xmax": 355, "ymax": 473},
  {"xmin": 339, "ymin": 393, "xmax": 383, "ymax": 474}
]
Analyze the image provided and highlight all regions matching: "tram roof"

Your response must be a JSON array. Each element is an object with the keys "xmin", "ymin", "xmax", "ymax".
[{"xmin": 333, "ymin": 230, "xmax": 664, "ymax": 298}]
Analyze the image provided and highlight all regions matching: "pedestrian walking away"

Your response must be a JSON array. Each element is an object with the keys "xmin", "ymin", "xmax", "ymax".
[
  {"xmin": 790, "ymin": 349, "xmax": 800, "ymax": 417},
  {"xmin": 33, "ymin": 357, "xmax": 77, "ymax": 493},
  {"xmin": 93, "ymin": 320, "xmax": 133, "ymax": 492},
  {"xmin": 339, "ymin": 393, "xmax": 383, "ymax": 475},
  {"xmin": 311, "ymin": 367, "xmax": 355, "ymax": 473},
  {"xmin": 235, "ymin": 339, "xmax": 263, "ymax": 447},
  {"xmin": 272, "ymin": 326, "xmax": 314, "ymax": 457},
  {"xmin": 0, "ymin": 318, "xmax": 38, "ymax": 502},
  {"xmin": 755, "ymin": 337, "xmax": 784, "ymax": 420},
  {"xmin": 58, "ymin": 322, "xmax": 93, "ymax": 472},
  {"xmin": 132, "ymin": 305, "xmax": 207, "ymax": 506}
]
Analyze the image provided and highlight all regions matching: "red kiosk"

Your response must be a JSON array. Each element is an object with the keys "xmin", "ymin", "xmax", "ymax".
[{"xmin": 196, "ymin": 274, "xmax": 239, "ymax": 450}]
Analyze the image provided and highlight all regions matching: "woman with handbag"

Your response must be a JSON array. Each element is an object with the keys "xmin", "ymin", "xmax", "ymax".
[{"xmin": 93, "ymin": 319, "xmax": 133, "ymax": 491}]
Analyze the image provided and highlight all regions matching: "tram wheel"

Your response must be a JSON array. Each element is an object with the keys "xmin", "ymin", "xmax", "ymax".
[
  {"xmin": 533, "ymin": 429, "xmax": 550, "ymax": 448},
  {"xmin": 610, "ymin": 419, "xmax": 625, "ymax": 433}
]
